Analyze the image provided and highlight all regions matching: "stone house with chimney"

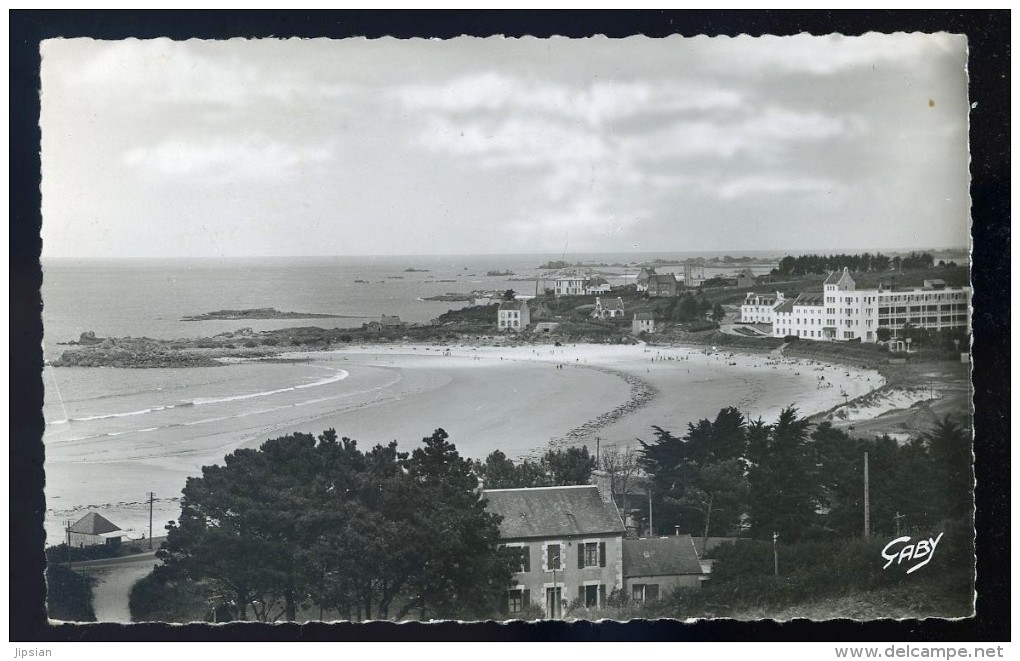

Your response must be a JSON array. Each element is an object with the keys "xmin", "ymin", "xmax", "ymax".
[
  {"xmin": 591, "ymin": 297, "xmax": 625, "ymax": 320},
  {"xmin": 646, "ymin": 273, "xmax": 678, "ymax": 298},
  {"xmin": 483, "ymin": 485, "xmax": 626, "ymax": 618}
]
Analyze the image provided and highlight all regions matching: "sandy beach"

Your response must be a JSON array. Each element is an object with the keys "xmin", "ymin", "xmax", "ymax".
[{"xmin": 43, "ymin": 341, "xmax": 883, "ymax": 542}]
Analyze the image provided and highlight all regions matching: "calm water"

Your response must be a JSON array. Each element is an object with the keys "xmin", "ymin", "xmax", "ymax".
[{"xmin": 41, "ymin": 253, "xmax": 781, "ymax": 355}]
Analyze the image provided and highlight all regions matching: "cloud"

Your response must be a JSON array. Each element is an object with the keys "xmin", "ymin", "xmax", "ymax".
[
  {"xmin": 48, "ymin": 38, "xmax": 354, "ymax": 110},
  {"xmin": 123, "ymin": 135, "xmax": 331, "ymax": 180}
]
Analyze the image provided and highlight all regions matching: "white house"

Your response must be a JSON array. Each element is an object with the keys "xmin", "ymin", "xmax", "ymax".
[
  {"xmin": 497, "ymin": 300, "xmax": 530, "ymax": 332},
  {"xmin": 632, "ymin": 312, "xmax": 655, "ymax": 334},
  {"xmin": 592, "ymin": 297, "xmax": 625, "ymax": 319},
  {"xmin": 772, "ymin": 293, "xmax": 825, "ymax": 339},
  {"xmin": 772, "ymin": 268, "xmax": 971, "ymax": 343},
  {"xmin": 739, "ymin": 291, "xmax": 785, "ymax": 324},
  {"xmin": 585, "ymin": 278, "xmax": 612, "ymax": 295},
  {"xmin": 554, "ymin": 276, "xmax": 586, "ymax": 297}
]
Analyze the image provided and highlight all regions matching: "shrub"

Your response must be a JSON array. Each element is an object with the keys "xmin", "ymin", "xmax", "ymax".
[{"xmin": 46, "ymin": 564, "xmax": 96, "ymax": 622}]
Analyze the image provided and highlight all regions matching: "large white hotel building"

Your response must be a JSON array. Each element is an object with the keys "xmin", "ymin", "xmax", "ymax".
[{"xmin": 759, "ymin": 268, "xmax": 970, "ymax": 343}]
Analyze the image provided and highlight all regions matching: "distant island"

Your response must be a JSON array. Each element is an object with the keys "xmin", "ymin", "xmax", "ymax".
[
  {"xmin": 485, "ymin": 270, "xmax": 516, "ymax": 277},
  {"xmin": 537, "ymin": 260, "xmax": 628, "ymax": 269},
  {"xmin": 182, "ymin": 308, "xmax": 344, "ymax": 321},
  {"xmin": 404, "ymin": 268, "xmax": 430, "ymax": 272},
  {"xmin": 422, "ymin": 293, "xmax": 475, "ymax": 302}
]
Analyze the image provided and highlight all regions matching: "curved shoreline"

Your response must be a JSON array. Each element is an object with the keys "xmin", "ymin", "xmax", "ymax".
[{"xmin": 550, "ymin": 364, "xmax": 659, "ymax": 448}]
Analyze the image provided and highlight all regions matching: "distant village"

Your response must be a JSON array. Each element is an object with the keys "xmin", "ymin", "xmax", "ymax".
[{"xmin": 485, "ymin": 264, "xmax": 971, "ymax": 353}]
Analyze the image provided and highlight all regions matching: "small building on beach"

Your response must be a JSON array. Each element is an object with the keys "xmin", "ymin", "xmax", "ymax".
[{"xmin": 67, "ymin": 512, "xmax": 126, "ymax": 548}]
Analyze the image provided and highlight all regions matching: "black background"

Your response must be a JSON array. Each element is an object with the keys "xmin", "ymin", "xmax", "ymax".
[{"xmin": 10, "ymin": 10, "xmax": 1010, "ymax": 642}]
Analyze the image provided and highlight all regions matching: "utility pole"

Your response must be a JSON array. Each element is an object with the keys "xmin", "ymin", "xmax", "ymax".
[
  {"xmin": 772, "ymin": 532, "xmax": 779, "ymax": 576},
  {"xmin": 595, "ymin": 437, "xmax": 600, "ymax": 470},
  {"xmin": 648, "ymin": 489, "xmax": 653, "ymax": 537},
  {"xmin": 148, "ymin": 491, "xmax": 155, "ymax": 549},
  {"xmin": 894, "ymin": 511, "xmax": 905, "ymax": 537},
  {"xmin": 863, "ymin": 452, "xmax": 870, "ymax": 540},
  {"xmin": 65, "ymin": 520, "xmax": 73, "ymax": 565}
]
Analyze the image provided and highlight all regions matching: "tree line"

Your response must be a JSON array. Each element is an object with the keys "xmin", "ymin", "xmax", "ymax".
[
  {"xmin": 132, "ymin": 408, "xmax": 972, "ymax": 622},
  {"xmin": 636, "ymin": 406, "xmax": 972, "ymax": 543},
  {"xmin": 772, "ymin": 252, "xmax": 937, "ymax": 276},
  {"xmin": 140, "ymin": 429, "xmax": 518, "ymax": 622}
]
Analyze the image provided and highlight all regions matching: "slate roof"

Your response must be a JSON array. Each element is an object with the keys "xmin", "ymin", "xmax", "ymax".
[
  {"xmin": 499, "ymin": 301, "xmax": 527, "ymax": 311},
  {"xmin": 483, "ymin": 485, "xmax": 626, "ymax": 540},
  {"xmin": 597, "ymin": 297, "xmax": 624, "ymax": 310},
  {"xmin": 69, "ymin": 512, "xmax": 121, "ymax": 535},
  {"xmin": 824, "ymin": 267, "xmax": 855, "ymax": 287},
  {"xmin": 794, "ymin": 293, "xmax": 824, "ymax": 307},
  {"xmin": 634, "ymin": 312, "xmax": 654, "ymax": 320},
  {"xmin": 774, "ymin": 299, "xmax": 795, "ymax": 314},
  {"xmin": 623, "ymin": 535, "xmax": 704, "ymax": 577},
  {"xmin": 647, "ymin": 274, "xmax": 677, "ymax": 285}
]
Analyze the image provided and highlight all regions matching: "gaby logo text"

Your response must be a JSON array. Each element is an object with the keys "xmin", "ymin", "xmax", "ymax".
[{"xmin": 881, "ymin": 533, "xmax": 944, "ymax": 574}]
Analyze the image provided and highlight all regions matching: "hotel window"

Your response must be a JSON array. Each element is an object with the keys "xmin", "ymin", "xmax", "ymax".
[{"xmin": 546, "ymin": 544, "xmax": 562, "ymax": 571}]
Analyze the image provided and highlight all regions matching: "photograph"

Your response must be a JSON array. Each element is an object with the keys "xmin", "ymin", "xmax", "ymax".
[{"xmin": 31, "ymin": 26, "xmax": 983, "ymax": 630}]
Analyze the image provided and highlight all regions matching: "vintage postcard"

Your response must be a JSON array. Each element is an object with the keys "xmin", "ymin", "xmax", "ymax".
[{"xmin": 37, "ymin": 32, "xmax": 976, "ymax": 626}]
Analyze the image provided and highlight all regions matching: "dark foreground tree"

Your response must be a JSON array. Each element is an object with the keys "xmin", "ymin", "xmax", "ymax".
[
  {"xmin": 746, "ymin": 407, "xmax": 820, "ymax": 540},
  {"xmin": 637, "ymin": 407, "xmax": 749, "ymax": 537},
  {"xmin": 154, "ymin": 428, "xmax": 516, "ymax": 622},
  {"xmin": 46, "ymin": 564, "xmax": 96, "ymax": 622}
]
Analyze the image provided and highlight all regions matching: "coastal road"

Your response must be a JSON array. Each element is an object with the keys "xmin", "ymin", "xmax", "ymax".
[{"xmin": 74, "ymin": 549, "xmax": 161, "ymax": 622}]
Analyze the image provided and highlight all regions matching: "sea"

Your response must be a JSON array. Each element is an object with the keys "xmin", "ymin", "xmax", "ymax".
[
  {"xmin": 40, "ymin": 252, "xmax": 784, "ymax": 543},
  {"xmin": 41, "ymin": 252, "xmax": 783, "ymax": 357}
]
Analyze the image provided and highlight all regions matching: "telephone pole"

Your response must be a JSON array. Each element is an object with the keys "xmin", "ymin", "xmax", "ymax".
[
  {"xmin": 863, "ymin": 452, "xmax": 870, "ymax": 540},
  {"xmin": 148, "ymin": 491, "xmax": 155, "ymax": 549},
  {"xmin": 772, "ymin": 532, "xmax": 779, "ymax": 576},
  {"xmin": 65, "ymin": 520, "xmax": 73, "ymax": 565},
  {"xmin": 648, "ymin": 489, "xmax": 653, "ymax": 537},
  {"xmin": 894, "ymin": 511, "xmax": 905, "ymax": 537}
]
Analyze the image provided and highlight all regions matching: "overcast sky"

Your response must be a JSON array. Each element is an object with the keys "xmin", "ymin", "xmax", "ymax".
[{"xmin": 40, "ymin": 34, "xmax": 970, "ymax": 258}]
